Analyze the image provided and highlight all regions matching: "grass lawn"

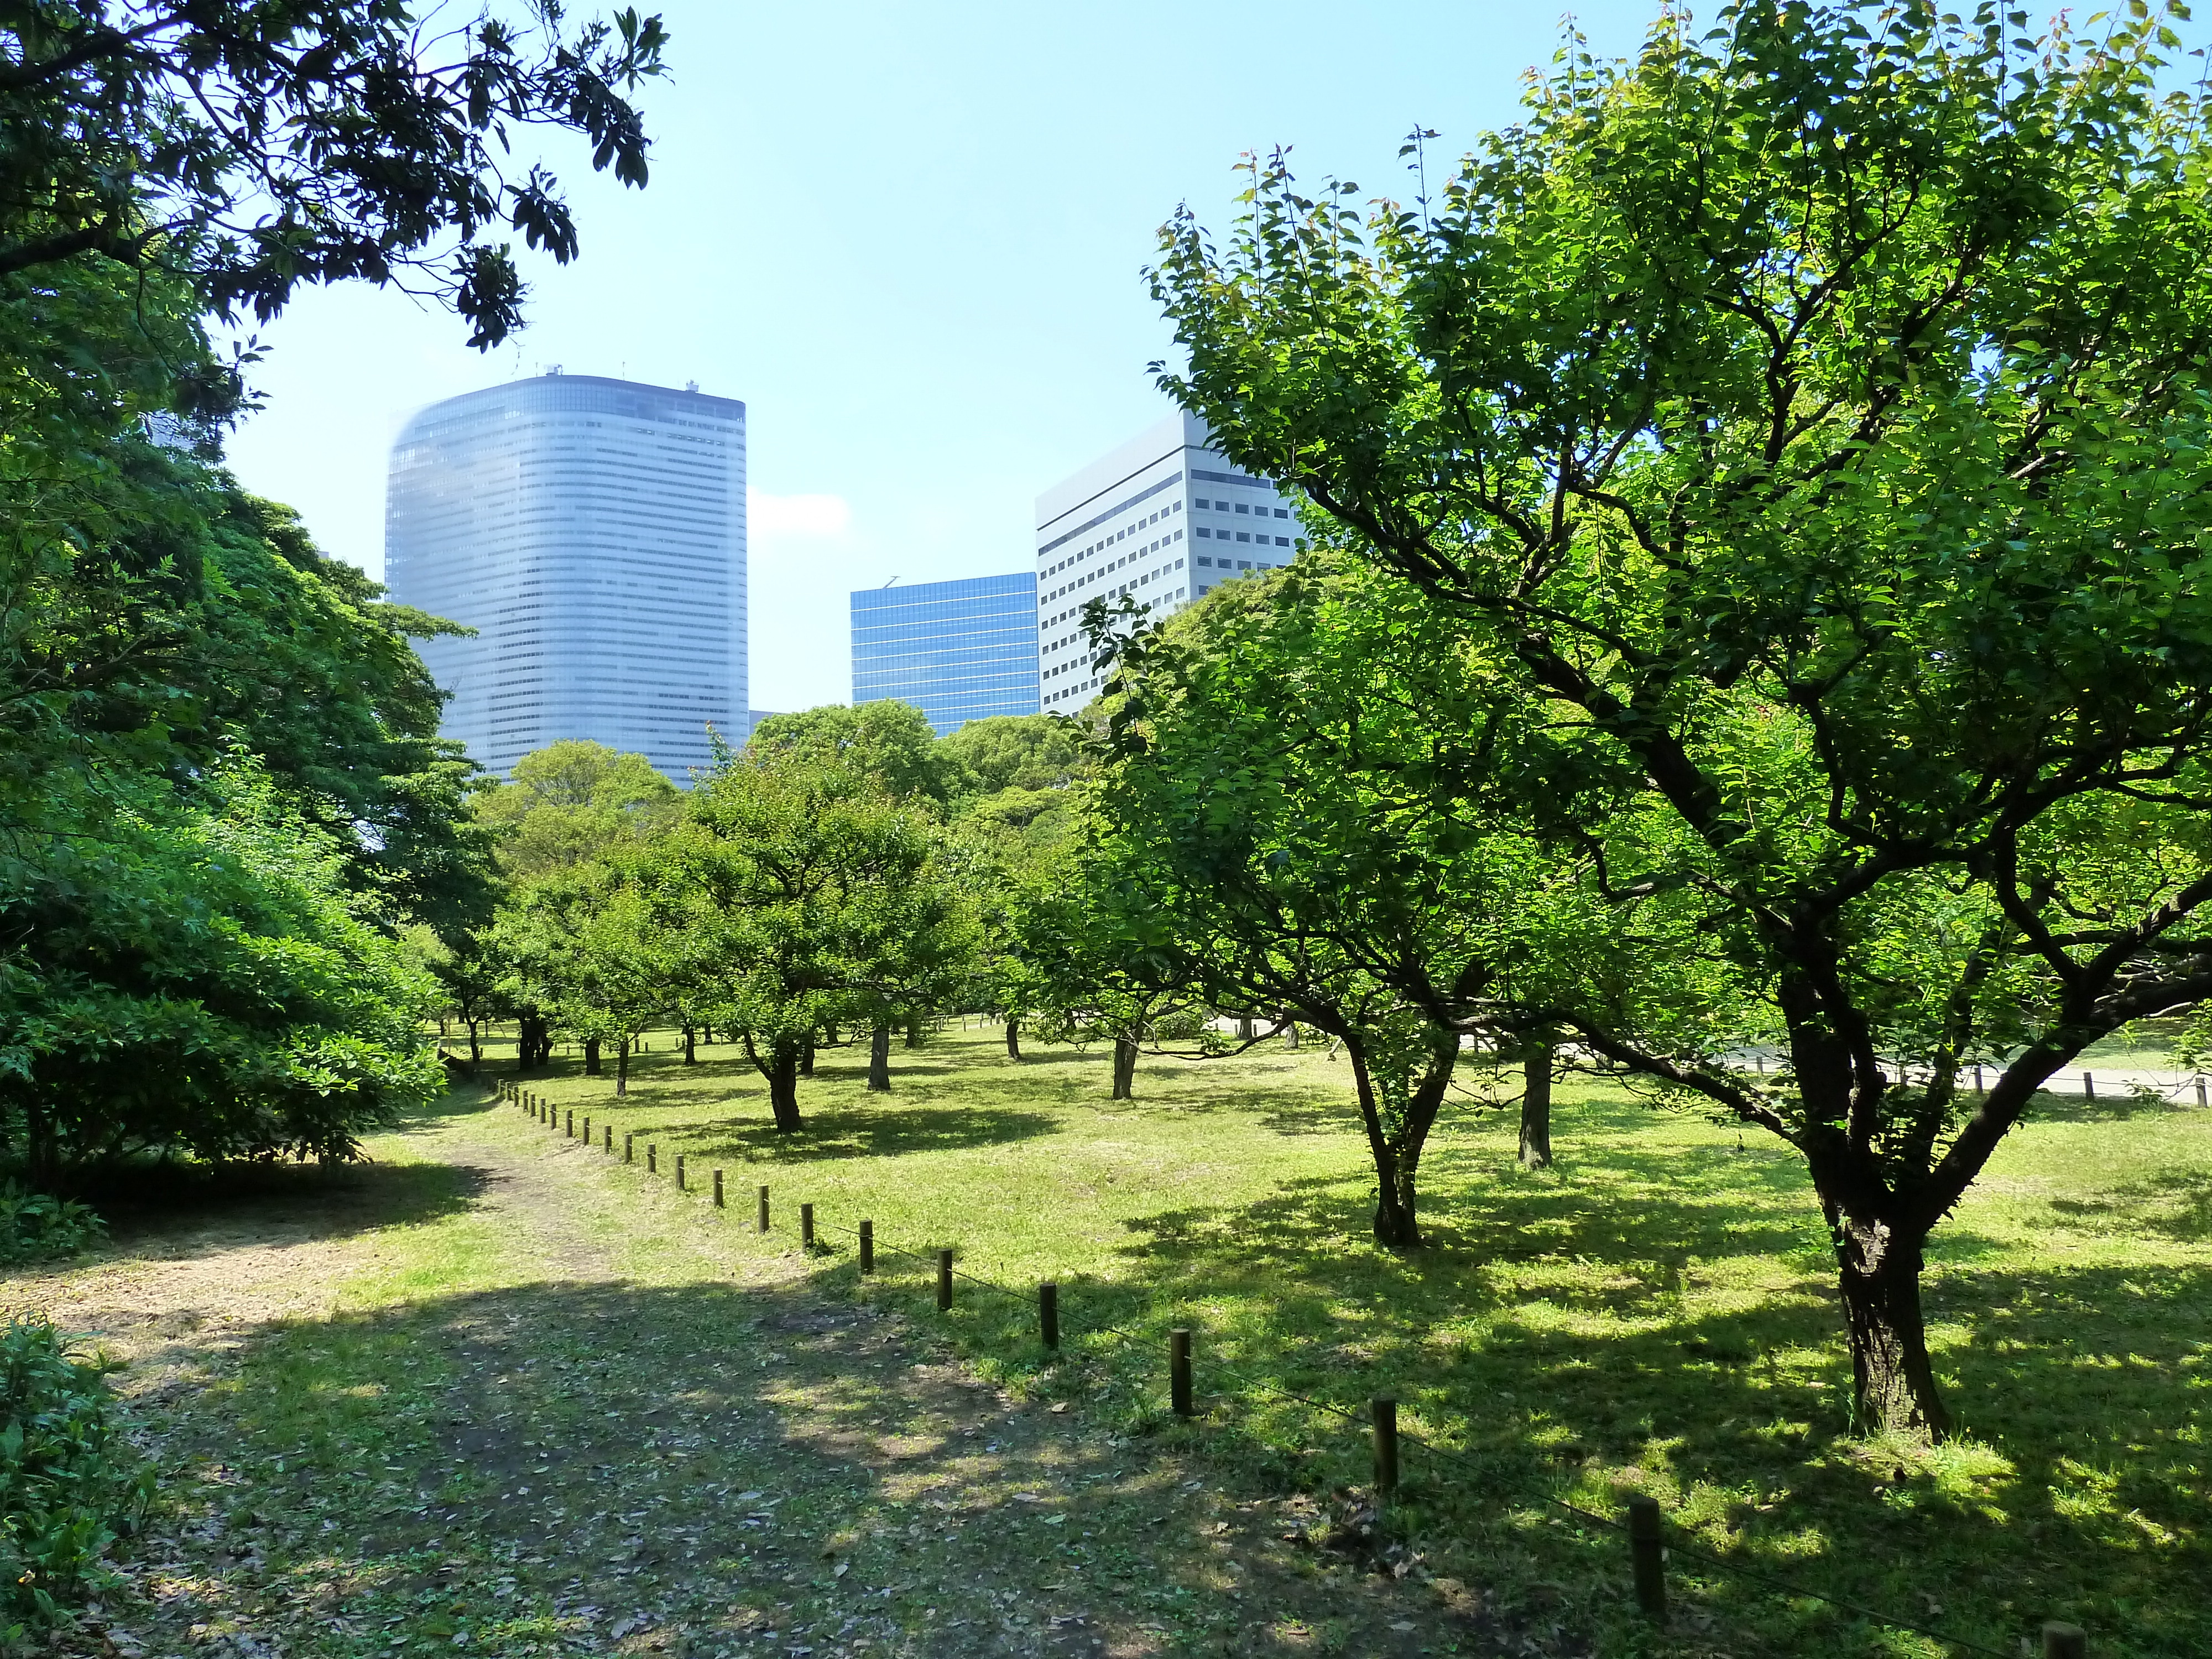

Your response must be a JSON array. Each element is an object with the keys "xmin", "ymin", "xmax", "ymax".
[{"xmin": 482, "ymin": 1020, "xmax": 2211, "ymax": 1658}]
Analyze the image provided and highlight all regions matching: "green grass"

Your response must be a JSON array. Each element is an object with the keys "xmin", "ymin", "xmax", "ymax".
[{"xmin": 481, "ymin": 1021, "xmax": 2212, "ymax": 1659}]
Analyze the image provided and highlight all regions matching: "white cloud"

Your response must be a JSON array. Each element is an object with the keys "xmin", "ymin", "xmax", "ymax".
[{"xmin": 748, "ymin": 489, "xmax": 852, "ymax": 538}]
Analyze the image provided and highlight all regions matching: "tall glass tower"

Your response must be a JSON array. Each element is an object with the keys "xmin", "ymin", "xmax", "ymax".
[
  {"xmin": 850, "ymin": 573, "xmax": 1040, "ymax": 735},
  {"xmin": 384, "ymin": 372, "xmax": 747, "ymax": 780}
]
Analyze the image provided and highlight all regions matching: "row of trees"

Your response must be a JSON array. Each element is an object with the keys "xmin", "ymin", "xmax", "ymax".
[{"xmin": 0, "ymin": 1, "xmax": 671, "ymax": 1178}]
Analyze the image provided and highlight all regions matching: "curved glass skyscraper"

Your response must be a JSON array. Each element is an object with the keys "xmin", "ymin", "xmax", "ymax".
[{"xmin": 384, "ymin": 372, "xmax": 747, "ymax": 780}]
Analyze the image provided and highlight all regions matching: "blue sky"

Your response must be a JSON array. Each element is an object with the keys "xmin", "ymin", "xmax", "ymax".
[{"xmin": 222, "ymin": 0, "xmax": 1661, "ymax": 713}]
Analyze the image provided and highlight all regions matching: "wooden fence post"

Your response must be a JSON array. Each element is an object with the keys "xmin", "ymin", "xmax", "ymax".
[
  {"xmin": 1170, "ymin": 1328, "xmax": 1193, "ymax": 1416},
  {"xmin": 1372, "ymin": 1396, "xmax": 1399, "ymax": 1497},
  {"xmin": 801, "ymin": 1203, "xmax": 815, "ymax": 1248},
  {"xmin": 859, "ymin": 1220, "xmax": 874, "ymax": 1274},
  {"xmin": 1039, "ymin": 1281, "xmax": 1059, "ymax": 1350},
  {"xmin": 713, "ymin": 1170, "xmax": 724, "ymax": 1208},
  {"xmin": 757, "ymin": 1185, "xmax": 770, "ymax": 1233},
  {"xmin": 1627, "ymin": 1495, "xmax": 1666, "ymax": 1619},
  {"xmin": 581, "ymin": 1115, "xmax": 590, "ymax": 1146},
  {"xmin": 2083, "ymin": 1070, "xmax": 2095, "ymax": 1100},
  {"xmin": 675, "ymin": 1154, "xmax": 686, "ymax": 1192},
  {"xmin": 565, "ymin": 1110, "xmax": 574, "ymax": 1138},
  {"xmin": 648, "ymin": 1144, "xmax": 657, "ymax": 1175},
  {"xmin": 623, "ymin": 1131, "xmax": 633, "ymax": 1164},
  {"xmin": 2198, "ymin": 1077, "xmax": 2208, "ymax": 1109},
  {"xmin": 604, "ymin": 1125, "xmax": 613, "ymax": 1153},
  {"xmin": 936, "ymin": 1249, "xmax": 953, "ymax": 1311},
  {"xmin": 2042, "ymin": 1623, "xmax": 2086, "ymax": 1659}
]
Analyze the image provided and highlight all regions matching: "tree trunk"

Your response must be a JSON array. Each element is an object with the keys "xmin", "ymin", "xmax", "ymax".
[
  {"xmin": 518, "ymin": 1014, "xmax": 549, "ymax": 1071},
  {"xmin": 682, "ymin": 1025, "xmax": 696, "ymax": 1066},
  {"xmin": 1285, "ymin": 1020, "xmax": 1300, "ymax": 1051},
  {"xmin": 466, "ymin": 1020, "xmax": 483, "ymax": 1070},
  {"xmin": 1112, "ymin": 1037, "xmax": 1138, "ymax": 1100},
  {"xmin": 1345, "ymin": 1035, "xmax": 1456, "ymax": 1248},
  {"xmin": 702, "ymin": 1022, "xmax": 713, "ymax": 1045},
  {"xmin": 904, "ymin": 1018, "xmax": 922, "ymax": 1049},
  {"xmin": 1005, "ymin": 1018, "xmax": 1021, "ymax": 1061},
  {"xmin": 1237, "ymin": 1014, "xmax": 1255, "ymax": 1041},
  {"xmin": 583, "ymin": 1037, "xmax": 602, "ymax": 1076},
  {"xmin": 766, "ymin": 1041, "xmax": 804, "ymax": 1133},
  {"xmin": 825, "ymin": 1021, "xmax": 840, "ymax": 1046},
  {"xmin": 1520, "ymin": 1039, "xmax": 1554, "ymax": 1170},
  {"xmin": 801, "ymin": 1039, "xmax": 815, "ymax": 1078},
  {"xmin": 868, "ymin": 1024, "xmax": 891, "ymax": 1092},
  {"xmin": 1832, "ymin": 1206, "xmax": 1949, "ymax": 1438},
  {"xmin": 616, "ymin": 1039, "xmax": 630, "ymax": 1098}
]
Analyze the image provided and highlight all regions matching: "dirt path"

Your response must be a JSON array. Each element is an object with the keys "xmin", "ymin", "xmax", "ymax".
[{"xmin": 6, "ymin": 1095, "xmax": 1518, "ymax": 1659}]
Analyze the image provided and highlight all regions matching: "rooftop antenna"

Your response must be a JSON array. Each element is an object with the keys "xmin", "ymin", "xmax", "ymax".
[
  {"xmin": 883, "ymin": 576, "xmax": 899, "ymax": 587},
  {"xmin": 685, "ymin": 379, "xmax": 699, "ymax": 393}
]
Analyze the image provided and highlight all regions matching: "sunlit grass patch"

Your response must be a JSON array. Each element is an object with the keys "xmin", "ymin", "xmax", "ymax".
[{"xmin": 472, "ymin": 1019, "xmax": 2212, "ymax": 1658}]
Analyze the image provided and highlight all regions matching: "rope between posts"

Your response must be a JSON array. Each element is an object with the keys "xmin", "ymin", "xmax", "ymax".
[{"xmin": 501, "ymin": 1086, "xmax": 2028, "ymax": 1658}]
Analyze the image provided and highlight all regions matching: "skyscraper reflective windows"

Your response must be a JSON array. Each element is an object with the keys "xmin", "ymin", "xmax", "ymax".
[
  {"xmin": 850, "ymin": 573, "xmax": 1041, "ymax": 736},
  {"xmin": 384, "ymin": 372, "xmax": 747, "ymax": 780}
]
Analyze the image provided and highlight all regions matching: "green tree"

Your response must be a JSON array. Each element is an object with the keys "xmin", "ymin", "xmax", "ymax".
[
  {"xmin": 1152, "ymin": 0, "xmax": 2212, "ymax": 1434},
  {"xmin": 0, "ymin": 761, "xmax": 444, "ymax": 1184},
  {"xmin": 1, "ymin": 0, "xmax": 667, "ymax": 348},
  {"xmin": 518, "ymin": 859, "xmax": 674, "ymax": 1096},
  {"xmin": 749, "ymin": 701, "xmax": 951, "ymax": 804},
  {"xmin": 1093, "ymin": 569, "xmax": 1601, "ymax": 1240},
  {"xmin": 645, "ymin": 752, "xmax": 973, "ymax": 1131},
  {"xmin": 473, "ymin": 739, "xmax": 680, "ymax": 880}
]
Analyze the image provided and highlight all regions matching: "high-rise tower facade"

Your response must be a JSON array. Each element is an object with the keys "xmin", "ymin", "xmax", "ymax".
[
  {"xmin": 850, "ymin": 573, "xmax": 1041, "ymax": 736},
  {"xmin": 384, "ymin": 372, "xmax": 747, "ymax": 779},
  {"xmin": 1034, "ymin": 411, "xmax": 1299, "ymax": 711}
]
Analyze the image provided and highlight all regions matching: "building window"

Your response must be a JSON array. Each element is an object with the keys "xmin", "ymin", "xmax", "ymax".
[
  {"xmin": 1194, "ymin": 497, "xmax": 1209, "ymax": 509},
  {"xmin": 1196, "ymin": 526, "xmax": 1212, "ymax": 538},
  {"xmin": 1275, "ymin": 536, "xmax": 1290, "ymax": 546},
  {"xmin": 1240, "ymin": 561, "xmax": 1253, "ymax": 570},
  {"xmin": 1235, "ymin": 503, "xmax": 1249, "ymax": 514},
  {"xmin": 1274, "ymin": 508, "xmax": 1290, "ymax": 518},
  {"xmin": 1172, "ymin": 528, "xmax": 1182, "ymax": 541},
  {"xmin": 1236, "ymin": 531, "xmax": 1250, "ymax": 542}
]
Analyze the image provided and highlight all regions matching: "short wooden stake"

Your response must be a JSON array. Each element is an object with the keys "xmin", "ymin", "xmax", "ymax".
[
  {"xmin": 801, "ymin": 1202, "xmax": 816, "ymax": 1248},
  {"xmin": 936, "ymin": 1249, "xmax": 953, "ymax": 1311},
  {"xmin": 1627, "ymin": 1494, "xmax": 1666, "ymax": 1619},
  {"xmin": 581, "ymin": 1115, "xmax": 590, "ymax": 1145},
  {"xmin": 757, "ymin": 1185, "xmax": 770, "ymax": 1232},
  {"xmin": 2042, "ymin": 1622, "xmax": 2086, "ymax": 1659},
  {"xmin": 565, "ymin": 1109, "xmax": 574, "ymax": 1139},
  {"xmin": 1039, "ymin": 1281, "xmax": 1059, "ymax": 1350},
  {"xmin": 1372, "ymin": 1396, "xmax": 1399, "ymax": 1497},
  {"xmin": 2083, "ymin": 1070, "xmax": 2095, "ymax": 1100},
  {"xmin": 624, "ymin": 1131, "xmax": 633, "ymax": 1164},
  {"xmin": 603, "ymin": 1125, "xmax": 613, "ymax": 1152},
  {"xmin": 1170, "ymin": 1328, "xmax": 1193, "ymax": 1416},
  {"xmin": 713, "ymin": 1169, "xmax": 724, "ymax": 1208},
  {"xmin": 648, "ymin": 1144, "xmax": 657, "ymax": 1175},
  {"xmin": 676, "ymin": 1154, "xmax": 686, "ymax": 1191},
  {"xmin": 859, "ymin": 1220, "xmax": 874, "ymax": 1273},
  {"xmin": 2197, "ymin": 1077, "xmax": 2207, "ymax": 1109}
]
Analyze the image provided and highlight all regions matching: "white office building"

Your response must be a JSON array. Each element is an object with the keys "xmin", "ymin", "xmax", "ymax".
[
  {"xmin": 384, "ymin": 372, "xmax": 747, "ymax": 779},
  {"xmin": 1034, "ymin": 411, "xmax": 1300, "ymax": 709}
]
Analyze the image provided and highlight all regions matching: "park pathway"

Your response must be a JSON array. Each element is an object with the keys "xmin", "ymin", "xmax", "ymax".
[{"xmin": 8, "ymin": 1091, "xmax": 1533, "ymax": 1659}]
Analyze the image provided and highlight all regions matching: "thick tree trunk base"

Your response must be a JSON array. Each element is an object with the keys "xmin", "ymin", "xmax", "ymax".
[
  {"xmin": 583, "ymin": 1037, "xmax": 602, "ymax": 1077},
  {"xmin": 1520, "ymin": 1041, "xmax": 1554, "ymax": 1170},
  {"xmin": 1112, "ymin": 1037, "xmax": 1138, "ymax": 1100},
  {"xmin": 868, "ymin": 1024, "xmax": 891, "ymax": 1092},
  {"xmin": 1005, "ymin": 1018, "xmax": 1021, "ymax": 1061},
  {"xmin": 1835, "ymin": 1214, "xmax": 1950, "ymax": 1439},
  {"xmin": 615, "ymin": 1041, "xmax": 630, "ymax": 1098}
]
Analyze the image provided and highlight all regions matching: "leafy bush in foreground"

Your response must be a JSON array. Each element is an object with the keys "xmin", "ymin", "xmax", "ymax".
[{"xmin": 0, "ymin": 1321, "xmax": 152, "ymax": 1639}]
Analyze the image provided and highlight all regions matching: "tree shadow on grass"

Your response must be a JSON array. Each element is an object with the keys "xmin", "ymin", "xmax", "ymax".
[
  {"xmin": 111, "ymin": 1273, "xmax": 1514, "ymax": 1659},
  {"xmin": 49, "ymin": 1155, "xmax": 492, "ymax": 1261},
  {"xmin": 621, "ymin": 1102, "xmax": 1063, "ymax": 1167},
  {"xmin": 1016, "ymin": 1135, "xmax": 2210, "ymax": 1658}
]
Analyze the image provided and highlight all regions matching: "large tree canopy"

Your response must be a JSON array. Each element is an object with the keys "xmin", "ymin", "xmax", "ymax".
[
  {"xmin": 0, "ymin": 0, "xmax": 669, "ymax": 347},
  {"xmin": 1152, "ymin": 0, "xmax": 2212, "ymax": 1436}
]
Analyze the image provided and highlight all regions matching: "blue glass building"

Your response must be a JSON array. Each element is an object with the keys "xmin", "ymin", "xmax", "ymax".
[
  {"xmin": 384, "ymin": 372, "xmax": 746, "ymax": 780},
  {"xmin": 850, "ymin": 573, "xmax": 1040, "ymax": 735}
]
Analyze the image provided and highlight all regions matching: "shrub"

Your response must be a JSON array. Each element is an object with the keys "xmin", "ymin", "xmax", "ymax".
[
  {"xmin": 0, "ymin": 1321, "xmax": 152, "ymax": 1640},
  {"xmin": 0, "ymin": 1188, "xmax": 105, "ymax": 1267}
]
